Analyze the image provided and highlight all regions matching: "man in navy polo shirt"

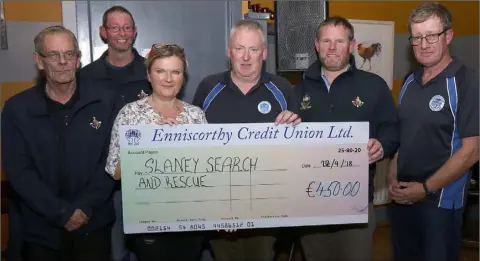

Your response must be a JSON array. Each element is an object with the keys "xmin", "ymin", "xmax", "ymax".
[
  {"xmin": 193, "ymin": 19, "xmax": 300, "ymax": 261},
  {"xmin": 389, "ymin": 3, "xmax": 479, "ymax": 261}
]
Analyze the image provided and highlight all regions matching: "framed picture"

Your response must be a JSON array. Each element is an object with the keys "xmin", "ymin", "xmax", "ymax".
[
  {"xmin": 349, "ymin": 19, "xmax": 395, "ymax": 90},
  {"xmin": 348, "ymin": 19, "xmax": 395, "ymax": 205}
]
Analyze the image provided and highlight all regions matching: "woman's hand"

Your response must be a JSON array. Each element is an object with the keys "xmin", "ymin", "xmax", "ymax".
[
  {"xmin": 158, "ymin": 118, "xmax": 180, "ymax": 126},
  {"xmin": 113, "ymin": 162, "xmax": 121, "ymax": 180}
]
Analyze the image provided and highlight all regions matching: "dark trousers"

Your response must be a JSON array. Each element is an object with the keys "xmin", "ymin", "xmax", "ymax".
[
  {"xmin": 390, "ymin": 201, "xmax": 464, "ymax": 261},
  {"xmin": 209, "ymin": 231, "xmax": 276, "ymax": 261},
  {"xmin": 300, "ymin": 203, "xmax": 376, "ymax": 261},
  {"xmin": 130, "ymin": 232, "xmax": 204, "ymax": 261},
  {"xmin": 22, "ymin": 226, "xmax": 112, "ymax": 261},
  {"xmin": 6, "ymin": 202, "xmax": 23, "ymax": 261}
]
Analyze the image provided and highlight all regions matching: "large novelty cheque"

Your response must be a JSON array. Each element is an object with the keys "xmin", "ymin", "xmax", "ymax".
[{"xmin": 119, "ymin": 122, "xmax": 369, "ymax": 234}]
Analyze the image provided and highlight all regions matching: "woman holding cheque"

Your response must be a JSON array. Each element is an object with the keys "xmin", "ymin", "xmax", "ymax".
[{"xmin": 105, "ymin": 44, "xmax": 207, "ymax": 261}]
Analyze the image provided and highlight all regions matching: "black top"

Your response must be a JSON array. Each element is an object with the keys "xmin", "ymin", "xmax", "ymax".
[
  {"xmin": 192, "ymin": 71, "xmax": 299, "ymax": 123},
  {"xmin": 1, "ymin": 78, "xmax": 118, "ymax": 249},
  {"xmin": 103, "ymin": 57, "xmax": 135, "ymax": 86},
  {"xmin": 397, "ymin": 58, "xmax": 479, "ymax": 209},
  {"xmin": 79, "ymin": 48, "xmax": 152, "ymax": 108},
  {"xmin": 42, "ymin": 84, "xmax": 80, "ymax": 198},
  {"xmin": 79, "ymin": 48, "xmax": 152, "ymax": 191},
  {"xmin": 294, "ymin": 56, "xmax": 399, "ymax": 202}
]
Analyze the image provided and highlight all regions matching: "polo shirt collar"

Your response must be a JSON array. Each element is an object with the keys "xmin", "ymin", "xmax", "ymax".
[
  {"xmin": 96, "ymin": 48, "xmax": 147, "ymax": 82},
  {"xmin": 28, "ymin": 75, "xmax": 101, "ymax": 116},
  {"xmin": 320, "ymin": 64, "xmax": 351, "ymax": 91},
  {"xmin": 222, "ymin": 70, "xmax": 271, "ymax": 93},
  {"xmin": 413, "ymin": 57, "xmax": 464, "ymax": 84}
]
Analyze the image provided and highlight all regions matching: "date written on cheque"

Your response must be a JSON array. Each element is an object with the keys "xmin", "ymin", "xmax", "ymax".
[{"xmin": 302, "ymin": 159, "xmax": 356, "ymax": 169}]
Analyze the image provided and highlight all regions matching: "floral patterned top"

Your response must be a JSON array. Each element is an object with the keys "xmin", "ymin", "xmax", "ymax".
[{"xmin": 105, "ymin": 97, "xmax": 207, "ymax": 176}]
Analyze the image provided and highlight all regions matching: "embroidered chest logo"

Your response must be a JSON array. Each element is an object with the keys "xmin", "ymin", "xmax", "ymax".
[
  {"xmin": 137, "ymin": 90, "xmax": 148, "ymax": 99},
  {"xmin": 429, "ymin": 95, "xmax": 445, "ymax": 112},
  {"xmin": 352, "ymin": 96, "xmax": 364, "ymax": 108},
  {"xmin": 90, "ymin": 117, "xmax": 102, "ymax": 129},
  {"xmin": 258, "ymin": 101, "xmax": 272, "ymax": 114},
  {"xmin": 125, "ymin": 129, "xmax": 142, "ymax": 146},
  {"xmin": 300, "ymin": 94, "xmax": 311, "ymax": 110}
]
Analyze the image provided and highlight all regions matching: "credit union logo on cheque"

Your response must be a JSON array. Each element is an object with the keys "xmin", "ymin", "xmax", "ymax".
[{"xmin": 125, "ymin": 129, "xmax": 142, "ymax": 145}]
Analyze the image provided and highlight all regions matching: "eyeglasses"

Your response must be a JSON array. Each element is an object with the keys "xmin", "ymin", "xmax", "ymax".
[
  {"xmin": 105, "ymin": 25, "xmax": 135, "ymax": 33},
  {"xmin": 37, "ymin": 51, "xmax": 79, "ymax": 62},
  {"xmin": 409, "ymin": 29, "xmax": 447, "ymax": 46}
]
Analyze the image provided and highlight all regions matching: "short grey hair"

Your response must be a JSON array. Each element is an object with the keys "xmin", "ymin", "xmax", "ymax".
[
  {"xmin": 229, "ymin": 19, "xmax": 265, "ymax": 47},
  {"xmin": 34, "ymin": 25, "xmax": 79, "ymax": 54},
  {"xmin": 408, "ymin": 3, "xmax": 452, "ymax": 34}
]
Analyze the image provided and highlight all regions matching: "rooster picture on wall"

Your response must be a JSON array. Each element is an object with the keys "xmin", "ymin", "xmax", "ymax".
[{"xmin": 356, "ymin": 42, "xmax": 382, "ymax": 71}]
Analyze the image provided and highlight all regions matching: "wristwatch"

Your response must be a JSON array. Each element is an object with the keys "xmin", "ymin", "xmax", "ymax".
[{"xmin": 422, "ymin": 181, "xmax": 435, "ymax": 196}]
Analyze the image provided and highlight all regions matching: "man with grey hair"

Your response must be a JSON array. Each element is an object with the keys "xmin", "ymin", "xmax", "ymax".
[
  {"xmin": 193, "ymin": 19, "xmax": 300, "ymax": 261},
  {"xmin": 2, "ymin": 25, "xmax": 117, "ymax": 260},
  {"xmin": 389, "ymin": 3, "xmax": 478, "ymax": 261}
]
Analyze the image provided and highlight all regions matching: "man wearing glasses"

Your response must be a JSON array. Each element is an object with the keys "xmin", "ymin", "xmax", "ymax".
[
  {"xmin": 79, "ymin": 6, "xmax": 151, "ymax": 261},
  {"xmin": 388, "ymin": 3, "xmax": 479, "ymax": 261},
  {"xmin": 80, "ymin": 5, "xmax": 151, "ymax": 106},
  {"xmin": 79, "ymin": 5, "xmax": 151, "ymax": 108},
  {"xmin": 1, "ymin": 25, "xmax": 117, "ymax": 260}
]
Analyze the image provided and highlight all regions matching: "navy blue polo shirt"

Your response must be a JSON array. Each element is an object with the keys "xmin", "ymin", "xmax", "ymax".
[
  {"xmin": 192, "ymin": 71, "xmax": 299, "ymax": 123},
  {"xmin": 397, "ymin": 58, "xmax": 479, "ymax": 209}
]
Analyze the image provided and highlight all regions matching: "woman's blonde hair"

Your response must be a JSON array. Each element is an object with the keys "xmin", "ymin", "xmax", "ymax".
[{"xmin": 145, "ymin": 44, "xmax": 188, "ymax": 77}]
